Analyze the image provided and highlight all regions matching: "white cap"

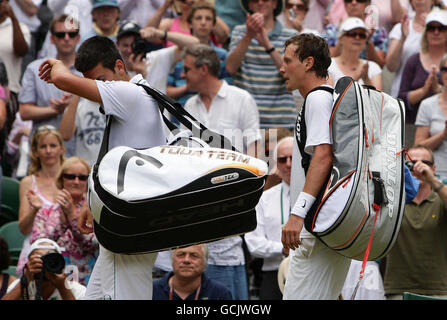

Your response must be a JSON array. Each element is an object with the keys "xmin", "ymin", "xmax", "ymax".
[
  {"xmin": 27, "ymin": 238, "xmax": 65, "ymax": 258},
  {"xmin": 338, "ymin": 17, "xmax": 368, "ymax": 38},
  {"xmin": 425, "ymin": 8, "xmax": 447, "ymax": 26}
]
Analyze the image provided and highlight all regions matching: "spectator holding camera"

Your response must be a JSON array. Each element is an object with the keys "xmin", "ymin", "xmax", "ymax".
[
  {"xmin": 2, "ymin": 238, "xmax": 86, "ymax": 300},
  {"xmin": 28, "ymin": 157, "xmax": 98, "ymax": 286}
]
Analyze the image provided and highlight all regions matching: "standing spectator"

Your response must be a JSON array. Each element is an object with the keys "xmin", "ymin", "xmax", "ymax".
[
  {"xmin": 277, "ymin": 0, "xmax": 318, "ymax": 35},
  {"xmin": 328, "ymin": 17, "xmax": 382, "ymax": 90},
  {"xmin": 398, "ymin": 8, "xmax": 447, "ymax": 147},
  {"xmin": 387, "ymin": 0, "xmax": 432, "ymax": 98},
  {"xmin": 16, "ymin": 126, "xmax": 65, "ymax": 276},
  {"xmin": 118, "ymin": 0, "xmax": 169, "ymax": 29},
  {"xmin": 245, "ymin": 136, "xmax": 293, "ymax": 300},
  {"xmin": 384, "ymin": 145, "xmax": 447, "ymax": 299},
  {"xmin": 146, "ymin": 0, "xmax": 229, "ymax": 47},
  {"xmin": 414, "ymin": 53, "xmax": 447, "ymax": 182},
  {"xmin": 152, "ymin": 244, "xmax": 233, "ymax": 300},
  {"xmin": 322, "ymin": 0, "xmax": 388, "ymax": 68},
  {"xmin": 226, "ymin": 0, "xmax": 298, "ymax": 129},
  {"xmin": 29, "ymin": 156, "xmax": 98, "ymax": 285},
  {"xmin": 5, "ymin": 111, "xmax": 32, "ymax": 179},
  {"xmin": 0, "ymin": 0, "xmax": 31, "ymax": 135},
  {"xmin": 81, "ymin": 0, "xmax": 121, "ymax": 42},
  {"xmin": 19, "ymin": 14, "xmax": 80, "ymax": 157},
  {"xmin": 167, "ymin": 1, "xmax": 232, "ymax": 108},
  {"xmin": 181, "ymin": 44, "xmax": 261, "ymax": 300}
]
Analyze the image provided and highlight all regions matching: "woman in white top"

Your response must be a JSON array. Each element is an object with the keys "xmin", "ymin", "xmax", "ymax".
[
  {"xmin": 328, "ymin": 17, "xmax": 382, "ymax": 90},
  {"xmin": 386, "ymin": 0, "xmax": 433, "ymax": 97},
  {"xmin": 414, "ymin": 53, "xmax": 447, "ymax": 181}
]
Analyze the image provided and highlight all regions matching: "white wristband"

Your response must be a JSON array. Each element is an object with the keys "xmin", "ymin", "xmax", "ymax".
[{"xmin": 291, "ymin": 192, "xmax": 316, "ymax": 218}]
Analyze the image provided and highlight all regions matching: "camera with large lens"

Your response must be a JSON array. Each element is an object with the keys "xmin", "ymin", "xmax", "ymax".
[{"xmin": 37, "ymin": 252, "xmax": 66, "ymax": 277}]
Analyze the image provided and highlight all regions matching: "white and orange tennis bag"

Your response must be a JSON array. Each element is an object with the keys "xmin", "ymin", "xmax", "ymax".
[
  {"xmin": 296, "ymin": 76, "xmax": 406, "ymax": 262},
  {"xmin": 88, "ymin": 85, "xmax": 267, "ymax": 254}
]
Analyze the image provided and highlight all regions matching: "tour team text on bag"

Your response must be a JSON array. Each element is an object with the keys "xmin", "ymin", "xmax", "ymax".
[{"xmin": 88, "ymin": 84, "xmax": 268, "ymax": 254}]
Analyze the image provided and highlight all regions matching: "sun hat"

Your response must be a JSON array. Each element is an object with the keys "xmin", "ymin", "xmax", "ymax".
[
  {"xmin": 338, "ymin": 17, "xmax": 368, "ymax": 38},
  {"xmin": 92, "ymin": 0, "xmax": 120, "ymax": 10},
  {"xmin": 27, "ymin": 238, "xmax": 65, "ymax": 258},
  {"xmin": 117, "ymin": 20, "xmax": 141, "ymax": 40},
  {"xmin": 425, "ymin": 8, "xmax": 447, "ymax": 26}
]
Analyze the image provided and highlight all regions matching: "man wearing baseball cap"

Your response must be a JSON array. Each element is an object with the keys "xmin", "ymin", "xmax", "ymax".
[
  {"xmin": 81, "ymin": 0, "xmax": 121, "ymax": 43},
  {"xmin": 2, "ymin": 238, "xmax": 86, "ymax": 300}
]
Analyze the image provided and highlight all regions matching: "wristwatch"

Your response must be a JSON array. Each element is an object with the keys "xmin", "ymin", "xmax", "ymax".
[{"xmin": 434, "ymin": 182, "xmax": 445, "ymax": 193}]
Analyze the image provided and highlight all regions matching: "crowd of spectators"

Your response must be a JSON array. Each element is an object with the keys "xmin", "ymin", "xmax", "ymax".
[{"xmin": 0, "ymin": 0, "xmax": 446, "ymax": 300}]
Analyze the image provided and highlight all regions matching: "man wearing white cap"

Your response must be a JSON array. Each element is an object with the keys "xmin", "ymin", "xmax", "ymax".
[{"xmin": 2, "ymin": 238, "xmax": 86, "ymax": 300}]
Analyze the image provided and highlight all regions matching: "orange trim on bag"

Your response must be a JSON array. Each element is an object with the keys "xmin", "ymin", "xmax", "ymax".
[
  {"xmin": 208, "ymin": 164, "xmax": 266, "ymax": 177},
  {"xmin": 331, "ymin": 207, "xmax": 368, "ymax": 249},
  {"xmin": 311, "ymin": 170, "xmax": 356, "ymax": 231},
  {"xmin": 330, "ymin": 81, "xmax": 353, "ymax": 128}
]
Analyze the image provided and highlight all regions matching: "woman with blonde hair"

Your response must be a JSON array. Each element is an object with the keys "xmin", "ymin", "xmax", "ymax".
[
  {"xmin": 398, "ymin": 8, "xmax": 447, "ymax": 147},
  {"xmin": 16, "ymin": 125, "xmax": 66, "ymax": 275},
  {"xmin": 28, "ymin": 156, "xmax": 98, "ymax": 285}
]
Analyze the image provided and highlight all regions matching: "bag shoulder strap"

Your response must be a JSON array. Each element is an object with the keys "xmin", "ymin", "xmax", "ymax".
[{"xmin": 295, "ymin": 86, "xmax": 334, "ymax": 175}]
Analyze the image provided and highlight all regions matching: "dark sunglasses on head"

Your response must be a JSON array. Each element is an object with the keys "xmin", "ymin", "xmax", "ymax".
[
  {"xmin": 277, "ymin": 155, "xmax": 292, "ymax": 164},
  {"xmin": 286, "ymin": 3, "xmax": 308, "ymax": 11},
  {"xmin": 344, "ymin": 0, "xmax": 369, "ymax": 3},
  {"xmin": 426, "ymin": 24, "xmax": 447, "ymax": 32},
  {"xmin": 63, "ymin": 173, "xmax": 89, "ymax": 181},
  {"xmin": 405, "ymin": 159, "xmax": 434, "ymax": 171},
  {"xmin": 345, "ymin": 31, "xmax": 368, "ymax": 39},
  {"xmin": 441, "ymin": 66, "xmax": 447, "ymax": 73},
  {"xmin": 52, "ymin": 31, "xmax": 79, "ymax": 39}
]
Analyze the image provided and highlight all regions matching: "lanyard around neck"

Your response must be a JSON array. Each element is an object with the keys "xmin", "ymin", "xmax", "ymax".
[{"xmin": 281, "ymin": 185, "xmax": 290, "ymax": 225}]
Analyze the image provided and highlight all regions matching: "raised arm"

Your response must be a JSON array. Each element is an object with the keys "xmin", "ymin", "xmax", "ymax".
[{"xmin": 39, "ymin": 59, "xmax": 102, "ymax": 104}]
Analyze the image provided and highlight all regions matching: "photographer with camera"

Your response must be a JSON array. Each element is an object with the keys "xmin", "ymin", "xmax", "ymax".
[
  {"xmin": 2, "ymin": 238, "xmax": 86, "ymax": 300},
  {"xmin": 115, "ymin": 20, "xmax": 199, "ymax": 94}
]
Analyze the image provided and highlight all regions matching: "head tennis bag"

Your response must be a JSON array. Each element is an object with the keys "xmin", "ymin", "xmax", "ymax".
[
  {"xmin": 88, "ymin": 84, "xmax": 268, "ymax": 254},
  {"xmin": 297, "ymin": 76, "xmax": 405, "ymax": 262}
]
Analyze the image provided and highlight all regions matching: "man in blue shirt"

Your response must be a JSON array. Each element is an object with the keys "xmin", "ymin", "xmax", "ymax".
[{"xmin": 152, "ymin": 244, "xmax": 232, "ymax": 300}]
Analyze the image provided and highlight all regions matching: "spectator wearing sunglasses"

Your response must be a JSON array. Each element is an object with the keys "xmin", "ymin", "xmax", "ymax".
[
  {"xmin": 19, "ymin": 14, "xmax": 81, "ymax": 158},
  {"xmin": 384, "ymin": 145, "xmax": 447, "ymax": 300},
  {"xmin": 387, "ymin": 0, "xmax": 432, "ymax": 99},
  {"xmin": 328, "ymin": 17, "xmax": 382, "ymax": 90},
  {"xmin": 398, "ymin": 8, "xmax": 447, "ymax": 147},
  {"xmin": 414, "ymin": 52, "xmax": 447, "ymax": 182},
  {"xmin": 245, "ymin": 136, "xmax": 293, "ymax": 300},
  {"xmin": 28, "ymin": 156, "xmax": 99, "ymax": 286},
  {"xmin": 277, "ymin": 0, "xmax": 318, "ymax": 34},
  {"xmin": 322, "ymin": 0, "xmax": 388, "ymax": 68}
]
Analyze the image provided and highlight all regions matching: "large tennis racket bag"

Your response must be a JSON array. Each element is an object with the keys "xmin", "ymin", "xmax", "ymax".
[
  {"xmin": 88, "ymin": 85, "xmax": 268, "ymax": 254},
  {"xmin": 299, "ymin": 76, "xmax": 406, "ymax": 262}
]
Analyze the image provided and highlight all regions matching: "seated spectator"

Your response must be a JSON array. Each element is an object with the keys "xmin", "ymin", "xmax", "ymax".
[
  {"xmin": 167, "ymin": 1, "xmax": 232, "ymax": 108},
  {"xmin": 277, "ymin": 0, "xmax": 318, "ymax": 34},
  {"xmin": 398, "ymin": 8, "xmax": 447, "ymax": 147},
  {"xmin": 322, "ymin": 0, "xmax": 388, "ymax": 68},
  {"xmin": 81, "ymin": 0, "xmax": 121, "ymax": 42},
  {"xmin": 386, "ymin": 0, "xmax": 432, "ymax": 98},
  {"xmin": 0, "ymin": 236, "xmax": 18, "ymax": 299},
  {"xmin": 146, "ymin": 0, "xmax": 229, "ymax": 47},
  {"xmin": 152, "ymin": 244, "xmax": 232, "ymax": 300},
  {"xmin": 16, "ymin": 126, "xmax": 65, "ymax": 276},
  {"xmin": 414, "ymin": 53, "xmax": 447, "ymax": 182},
  {"xmin": 328, "ymin": 17, "xmax": 383, "ymax": 90},
  {"xmin": 2, "ymin": 238, "xmax": 86, "ymax": 300},
  {"xmin": 29, "ymin": 156, "xmax": 98, "ymax": 285},
  {"xmin": 226, "ymin": 0, "xmax": 298, "ymax": 129}
]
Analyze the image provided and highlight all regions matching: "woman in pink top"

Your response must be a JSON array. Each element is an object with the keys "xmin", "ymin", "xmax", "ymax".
[
  {"xmin": 146, "ymin": 0, "xmax": 229, "ymax": 47},
  {"xmin": 16, "ymin": 126, "xmax": 66, "ymax": 275}
]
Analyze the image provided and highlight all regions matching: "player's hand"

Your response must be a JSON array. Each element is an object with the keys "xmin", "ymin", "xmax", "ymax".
[{"xmin": 282, "ymin": 215, "xmax": 304, "ymax": 251}]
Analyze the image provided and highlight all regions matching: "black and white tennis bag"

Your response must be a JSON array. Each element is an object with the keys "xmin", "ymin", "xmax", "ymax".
[
  {"xmin": 88, "ymin": 85, "xmax": 268, "ymax": 254},
  {"xmin": 297, "ymin": 76, "xmax": 406, "ymax": 262}
]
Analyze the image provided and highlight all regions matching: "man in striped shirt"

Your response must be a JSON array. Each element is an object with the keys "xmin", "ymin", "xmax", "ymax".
[{"xmin": 226, "ymin": 0, "xmax": 298, "ymax": 129}]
